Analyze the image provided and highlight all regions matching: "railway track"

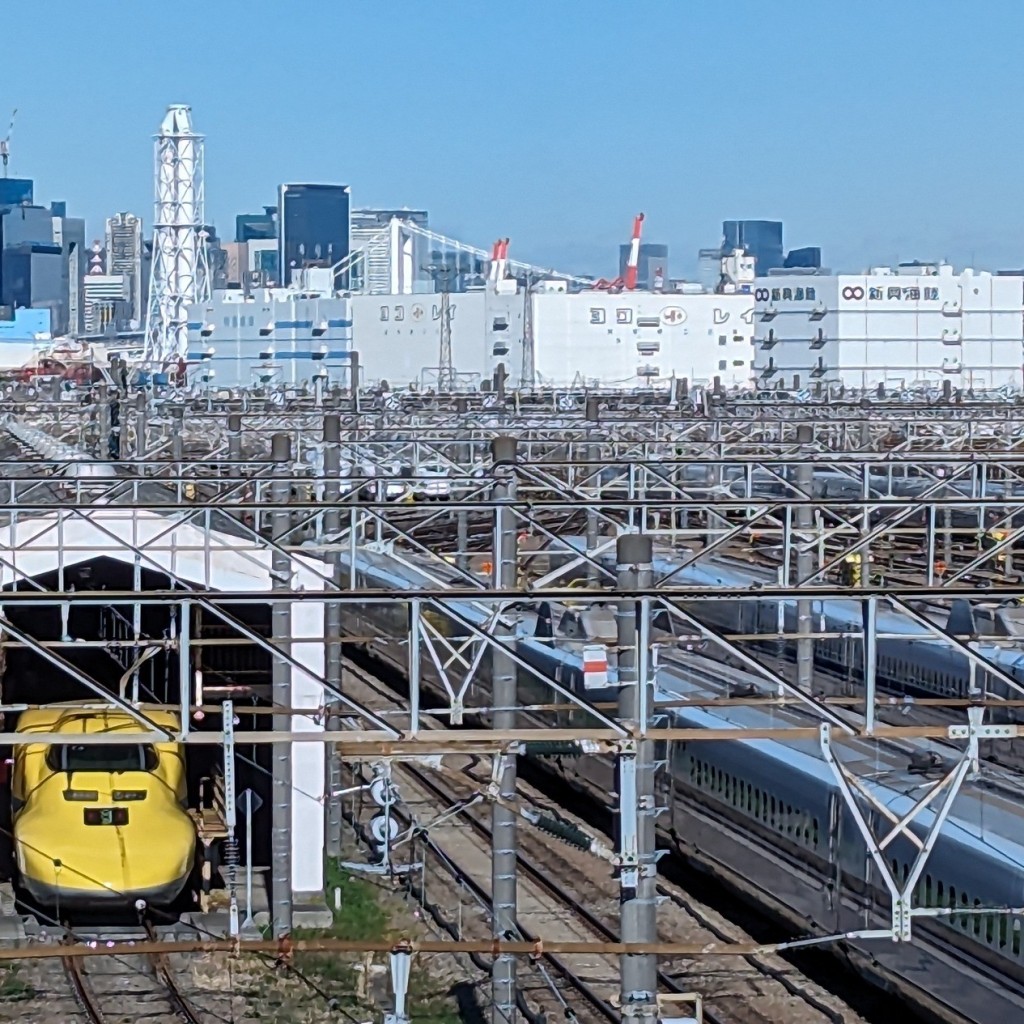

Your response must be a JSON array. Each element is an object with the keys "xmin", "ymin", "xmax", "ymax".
[
  {"xmin": 61, "ymin": 928, "xmax": 206, "ymax": 1024},
  {"xmin": 341, "ymin": 656, "xmax": 863, "ymax": 1024}
]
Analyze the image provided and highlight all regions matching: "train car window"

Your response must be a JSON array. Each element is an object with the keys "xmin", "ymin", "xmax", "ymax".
[
  {"xmin": 47, "ymin": 744, "xmax": 158, "ymax": 773},
  {"xmin": 1013, "ymin": 919, "xmax": 1022, "ymax": 956}
]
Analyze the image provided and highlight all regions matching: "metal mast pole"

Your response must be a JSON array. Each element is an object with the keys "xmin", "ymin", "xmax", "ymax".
[
  {"xmin": 322, "ymin": 412, "xmax": 344, "ymax": 858},
  {"xmin": 520, "ymin": 271, "xmax": 535, "ymax": 388},
  {"xmin": 616, "ymin": 533, "xmax": 657, "ymax": 1024},
  {"xmin": 270, "ymin": 432, "xmax": 293, "ymax": 937},
  {"xmin": 490, "ymin": 435, "xmax": 519, "ymax": 1024},
  {"xmin": 795, "ymin": 423, "xmax": 815, "ymax": 692},
  {"xmin": 586, "ymin": 398, "xmax": 601, "ymax": 586},
  {"xmin": 439, "ymin": 270, "xmax": 454, "ymax": 392},
  {"xmin": 422, "ymin": 262, "xmax": 455, "ymax": 391}
]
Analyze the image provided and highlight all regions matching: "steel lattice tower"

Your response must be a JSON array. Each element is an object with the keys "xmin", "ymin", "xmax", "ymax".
[{"xmin": 144, "ymin": 105, "xmax": 210, "ymax": 366}]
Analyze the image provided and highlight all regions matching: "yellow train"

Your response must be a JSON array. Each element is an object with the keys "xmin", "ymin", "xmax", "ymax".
[{"xmin": 11, "ymin": 702, "xmax": 197, "ymax": 909}]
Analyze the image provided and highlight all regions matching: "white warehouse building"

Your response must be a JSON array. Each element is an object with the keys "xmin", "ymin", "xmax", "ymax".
[
  {"xmin": 187, "ymin": 276, "xmax": 756, "ymax": 390},
  {"xmin": 752, "ymin": 264, "xmax": 1024, "ymax": 392},
  {"xmin": 350, "ymin": 287, "xmax": 756, "ymax": 390}
]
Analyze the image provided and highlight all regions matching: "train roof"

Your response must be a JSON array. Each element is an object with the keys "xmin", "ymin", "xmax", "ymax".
[
  {"xmin": 341, "ymin": 544, "xmax": 1024, "ymax": 863},
  {"xmin": 653, "ymin": 656, "xmax": 1024, "ymax": 866},
  {"xmin": 14, "ymin": 702, "xmax": 181, "ymax": 736}
]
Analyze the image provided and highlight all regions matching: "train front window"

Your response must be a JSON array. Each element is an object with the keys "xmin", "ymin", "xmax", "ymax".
[{"xmin": 47, "ymin": 744, "xmax": 158, "ymax": 773}]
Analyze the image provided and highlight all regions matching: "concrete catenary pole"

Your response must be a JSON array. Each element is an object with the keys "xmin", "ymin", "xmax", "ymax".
[
  {"xmin": 616, "ymin": 533, "xmax": 657, "ymax": 1024},
  {"xmin": 270, "ymin": 432, "xmax": 293, "ymax": 936},
  {"xmin": 322, "ymin": 412, "xmax": 344, "ymax": 858},
  {"xmin": 585, "ymin": 398, "xmax": 601, "ymax": 586},
  {"xmin": 490, "ymin": 435, "xmax": 519, "ymax": 1024},
  {"xmin": 795, "ymin": 424, "xmax": 814, "ymax": 692},
  {"xmin": 134, "ymin": 391, "xmax": 148, "ymax": 461},
  {"xmin": 170, "ymin": 404, "xmax": 185, "ymax": 463},
  {"xmin": 227, "ymin": 412, "xmax": 243, "ymax": 463}
]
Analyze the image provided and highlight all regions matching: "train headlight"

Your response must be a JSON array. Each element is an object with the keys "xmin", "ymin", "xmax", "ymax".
[
  {"xmin": 112, "ymin": 790, "xmax": 147, "ymax": 801},
  {"xmin": 62, "ymin": 789, "xmax": 99, "ymax": 802}
]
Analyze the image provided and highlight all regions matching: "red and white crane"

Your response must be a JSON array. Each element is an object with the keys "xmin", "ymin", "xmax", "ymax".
[
  {"xmin": 623, "ymin": 212, "xmax": 645, "ymax": 290},
  {"xmin": 489, "ymin": 238, "xmax": 510, "ymax": 284},
  {"xmin": 592, "ymin": 212, "xmax": 645, "ymax": 291}
]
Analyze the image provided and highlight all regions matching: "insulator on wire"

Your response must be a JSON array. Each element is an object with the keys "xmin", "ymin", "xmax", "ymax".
[
  {"xmin": 535, "ymin": 814, "xmax": 591, "ymax": 851},
  {"xmin": 523, "ymin": 741, "xmax": 583, "ymax": 757}
]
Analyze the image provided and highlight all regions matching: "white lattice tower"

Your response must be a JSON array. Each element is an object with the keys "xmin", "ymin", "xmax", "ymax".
[{"xmin": 144, "ymin": 104, "xmax": 210, "ymax": 365}]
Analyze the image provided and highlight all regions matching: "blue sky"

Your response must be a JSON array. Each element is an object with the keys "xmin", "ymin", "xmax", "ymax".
[{"xmin": 4, "ymin": 0, "xmax": 1023, "ymax": 275}]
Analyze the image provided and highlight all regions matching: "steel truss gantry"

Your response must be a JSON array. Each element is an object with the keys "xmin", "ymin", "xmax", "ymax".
[{"xmin": 4, "ymin": 389, "xmax": 1024, "ymax": 1023}]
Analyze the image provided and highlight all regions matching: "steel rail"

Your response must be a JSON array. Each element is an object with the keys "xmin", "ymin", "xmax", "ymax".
[
  {"xmin": 62, "ymin": 954, "xmax": 108, "ymax": 1024},
  {"xmin": 143, "ymin": 922, "xmax": 207, "ymax": 1024},
  {"xmin": 401, "ymin": 760, "xmax": 753, "ymax": 1024}
]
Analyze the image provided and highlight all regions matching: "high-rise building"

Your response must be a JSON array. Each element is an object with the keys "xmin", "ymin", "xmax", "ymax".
[
  {"xmin": 83, "ymin": 273, "xmax": 131, "ymax": 333},
  {"xmin": 350, "ymin": 208, "xmax": 429, "ymax": 294},
  {"xmin": 105, "ymin": 212, "xmax": 144, "ymax": 325},
  {"xmin": 53, "ymin": 208, "xmax": 85, "ymax": 335},
  {"xmin": 618, "ymin": 242, "xmax": 669, "ymax": 290},
  {"xmin": 222, "ymin": 242, "xmax": 247, "ymax": 288},
  {"xmin": 783, "ymin": 246, "xmax": 822, "ymax": 270},
  {"xmin": 0, "ymin": 204, "xmax": 64, "ymax": 329},
  {"xmin": 723, "ymin": 220, "xmax": 784, "ymax": 274},
  {"xmin": 697, "ymin": 248, "xmax": 722, "ymax": 291},
  {"xmin": 249, "ymin": 239, "xmax": 279, "ymax": 285},
  {"xmin": 236, "ymin": 206, "xmax": 277, "ymax": 243},
  {"xmin": 278, "ymin": 183, "xmax": 350, "ymax": 288},
  {"xmin": 0, "ymin": 179, "xmax": 32, "ymax": 207},
  {"xmin": 200, "ymin": 225, "xmax": 228, "ymax": 292}
]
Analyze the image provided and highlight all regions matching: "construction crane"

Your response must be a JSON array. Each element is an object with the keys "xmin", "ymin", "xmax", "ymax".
[
  {"xmin": 592, "ymin": 212, "xmax": 645, "ymax": 292},
  {"xmin": 488, "ymin": 238, "xmax": 510, "ymax": 284},
  {"xmin": 0, "ymin": 109, "xmax": 16, "ymax": 177}
]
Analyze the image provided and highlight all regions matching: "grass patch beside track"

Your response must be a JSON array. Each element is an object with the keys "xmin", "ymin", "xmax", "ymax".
[{"xmin": 241, "ymin": 859, "xmax": 468, "ymax": 1024}]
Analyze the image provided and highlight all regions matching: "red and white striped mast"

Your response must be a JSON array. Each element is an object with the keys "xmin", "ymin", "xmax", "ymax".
[
  {"xmin": 624, "ymin": 212, "xmax": 645, "ymax": 290},
  {"xmin": 496, "ymin": 237, "xmax": 510, "ymax": 283}
]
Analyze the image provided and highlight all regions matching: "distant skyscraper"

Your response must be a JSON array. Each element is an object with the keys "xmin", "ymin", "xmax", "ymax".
[
  {"xmin": 618, "ymin": 242, "xmax": 669, "ymax": 290},
  {"xmin": 0, "ymin": 178, "xmax": 32, "ymax": 207},
  {"xmin": 236, "ymin": 206, "xmax": 277, "ymax": 243},
  {"xmin": 0, "ymin": 204, "xmax": 64, "ymax": 329},
  {"xmin": 783, "ymin": 246, "xmax": 822, "ymax": 270},
  {"xmin": 697, "ymin": 248, "xmax": 722, "ymax": 291},
  {"xmin": 83, "ymin": 273, "xmax": 131, "ymax": 333},
  {"xmin": 350, "ymin": 208, "xmax": 428, "ymax": 294},
  {"xmin": 200, "ymin": 224, "xmax": 228, "ymax": 291},
  {"xmin": 54, "ymin": 209, "xmax": 85, "ymax": 335},
  {"xmin": 723, "ymin": 220, "xmax": 784, "ymax": 274},
  {"xmin": 248, "ymin": 239, "xmax": 279, "ymax": 284},
  {"xmin": 105, "ymin": 212, "xmax": 144, "ymax": 325},
  {"xmin": 278, "ymin": 183, "xmax": 350, "ymax": 288}
]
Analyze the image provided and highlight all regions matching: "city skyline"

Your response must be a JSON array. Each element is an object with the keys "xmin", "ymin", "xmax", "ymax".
[{"xmin": 4, "ymin": 1, "xmax": 1024, "ymax": 277}]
